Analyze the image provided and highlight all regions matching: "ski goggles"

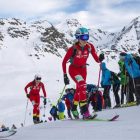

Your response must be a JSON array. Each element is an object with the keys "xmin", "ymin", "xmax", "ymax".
[
  {"xmin": 80, "ymin": 34, "xmax": 89, "ymax": 41},
  {"xmin": 36, "ymin": 77, "xmax": 41, "ymax": 81}
]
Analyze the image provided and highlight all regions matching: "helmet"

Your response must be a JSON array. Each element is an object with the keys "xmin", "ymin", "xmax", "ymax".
[
  {"xmin": 2, "ymin": 124, "xmax": 5, "ymax": 127},
  {"xmin": 52, "ymin": 103, "xmax": 55, "ymax": 106},
  {"xmin": 34, "ymin": 74, "xmax": 42, "ymax": 80},
  {"xmin": 75, "ymin": 27, "xmax": 89, "ymax": 40}
]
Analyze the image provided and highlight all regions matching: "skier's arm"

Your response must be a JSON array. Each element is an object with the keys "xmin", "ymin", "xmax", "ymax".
[
  {"xmin": 62, "ymin": 47, "xmax": 74, "ymax": 74},
  {"xmin": 24, "ymin": 82, "xmax": 32, "ymax": 95},
  {"xmin": 41, "ymin": 83, "xmax": 47, "ymax": 98},
  {"xmin": 62, "ymin": 94, "xmax": 68, "ymax": 100},
  {"xmin": 90, "ymin": 44, "xmax": 100, "ymax": 63}
]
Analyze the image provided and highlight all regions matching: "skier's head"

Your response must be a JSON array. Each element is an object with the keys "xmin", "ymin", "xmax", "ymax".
[
  {"xmin": 65, "ymin": 89, "xmax": 70, "ymax": 94},
  {"xmin": 1, "ymin": 124, "xmax": 5, "ymax": 127},
  {"xmin": 52, "ymin": 103, "xmax": 55, "ymax": 107},
  {"xmin": 119, "ymin": 52, "xmax": 127, "ymax": 61},
  {"xmin": 34, "ymin": 74, "xmax": 41, "ymax": 84},
  {"xmin": 100, "ymin": 62, "xmax": 106, "ymax": 70},
  {"xmin": 75, "ymin": 27, "xmax": 89, "ymax": 46},
  {"xmin": 70, "ymin": 88, "xmax": 75, "ymax": 94}
]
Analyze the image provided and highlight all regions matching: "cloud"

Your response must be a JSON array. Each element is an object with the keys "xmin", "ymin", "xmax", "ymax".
[{"xmin": 0, "ymin": 0, "xmax": 140, "ymax": 32}]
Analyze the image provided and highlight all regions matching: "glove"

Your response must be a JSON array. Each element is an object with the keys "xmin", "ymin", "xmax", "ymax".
[
  {"xmin": 43, "ymin": 98, "xmax": 47, "ymax": 105},
  {"xmin": 64, "ymin": 74, "xmax": 70, "ymax": 85},
  {"xmin": 26, "ymin": 94, "xmax": 30, "ymax": 99},
  {"xmin": 128, "ymin": 58, "xmax": 133, "ymax": 65},
  {"xmin": 99, "ymin": 53, "xmax": 105, "ymax": 62},
  {"xmin": 117, "ymin": 72, "xmax": 121, "ymax": 77}
]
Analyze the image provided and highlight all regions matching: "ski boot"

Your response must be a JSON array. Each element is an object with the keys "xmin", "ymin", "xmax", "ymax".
[
  {"xmin": 83, "ymin": 112, "xmax": 94, "ymax": 119},
  {"xmin": 36, "ymin": 117, "xmax": 40, "ymax": 123},
  {"xmin": 72, "ymin": 110, "xmax": 79, "ymax": 119},
  {"xmin": 33, "ymin": 116, "xmax": 38, "ymax": 124},
  {"xmin": 113, "ymin": 104, "xmax": 121, "ymax": 109}
]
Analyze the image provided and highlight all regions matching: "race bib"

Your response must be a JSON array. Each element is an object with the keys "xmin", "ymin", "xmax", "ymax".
[
  {"xmin": 32, "ymin": 101, "xmax": 35, "ymax": 105},
  {"xmin": 75, "ymin": 75, "xmax": 84, "ymax": 82}
]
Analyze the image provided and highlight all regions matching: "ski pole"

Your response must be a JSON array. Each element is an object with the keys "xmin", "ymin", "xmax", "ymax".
[
  {"xmin": 130, "ymin": 64, "xmax": 139, "ymax": 102},
  {"xmin": 43, "ymin": 105, "xmax": 45, "ymax": 117},
  {"xmin": 94, "ymin": 62, "xmax": 102, "ymax": 111},
  {"xmin": 24, "ymin": 99, "xmax": 29, "ymax": 126}
]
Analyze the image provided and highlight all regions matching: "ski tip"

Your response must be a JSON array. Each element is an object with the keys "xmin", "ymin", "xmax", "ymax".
[{"xmin": 109, "ymin": 115, "xmax": 119, "ymax": 121}]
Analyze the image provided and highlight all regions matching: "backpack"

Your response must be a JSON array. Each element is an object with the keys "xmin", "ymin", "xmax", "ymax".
[
  {"xmin": 133, "ymin": 55, "xmax": 140, "ymax": 69},
  {"xmin": 110, "ymin": 71, "xmax": 119, "ymax": 83},
  {"xmin": 69, "ymin": 42, "xmax": 92, "ymax": 68}
]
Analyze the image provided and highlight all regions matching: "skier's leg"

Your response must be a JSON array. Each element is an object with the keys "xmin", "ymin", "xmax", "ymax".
[
  {"xmin": 121, "ymin": 85, "xmax": 124, "ymax": 104},
  {"xmin": 113, "ymin": 83, "xmax": 120, "ymax": 106},
  {"xmin": 103, "ymin": 86, "xmax": 111, "ymax": 108},
  {"xmin": 30, "ymin": 94, "xmax": 37, "ymax": 123},
  {"xmin": 134, "ymin": 77, "xmax": 140, "ymax": 104},
  {"xmin": 36, "ymin": 95, "xmax": 40, "ymax": 122},
  {"xmin": 69, "ymin": 66, "xmax": 90, "ymax": 118}
]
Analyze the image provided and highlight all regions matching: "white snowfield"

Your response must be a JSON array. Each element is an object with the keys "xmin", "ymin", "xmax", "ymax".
[
  {"xmin": 7, "ymin": 106, "xmax": 140, "ymax": 140},
  {"xmin": 0, "ymin": 17, "xmax": 140, "ymax": 139}
]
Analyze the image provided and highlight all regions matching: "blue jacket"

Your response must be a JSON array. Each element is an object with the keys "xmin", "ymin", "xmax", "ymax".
[
  {"xmin": 87, "ymin": 84, "xmax": 96, "ymax": 93},
  {"xmin": 62, "ymin": 92, "xmax": 74, "ymax": 103},
  {"xmin": 58, "ymin": 101, "xmax": 65, "ymax": 113},
  {"xmin": 101, "ymin": 62, "xmax": 111, "ymax": 86},
  {"xmin": 124, "ymin": 54, "xmax": 140, "ymax": 78}
]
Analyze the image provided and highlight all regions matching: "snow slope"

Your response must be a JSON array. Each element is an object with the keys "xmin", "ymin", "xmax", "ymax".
[
  {"xmin": 7, "ymin": 105, "xmax": 140, "ymax": 140},
  {"xmin": 0, "ymin": 16, "xmax": 140, "ymax": 140}
]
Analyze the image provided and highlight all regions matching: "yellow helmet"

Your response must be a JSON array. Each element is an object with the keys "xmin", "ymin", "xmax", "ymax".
[
  {"xmin": 2, "ymin": 124, "xmax": 5, "ymax": 127},
  {"xmin": 52, "ymin": 103, "xmax": 55, "ymax": 107}
]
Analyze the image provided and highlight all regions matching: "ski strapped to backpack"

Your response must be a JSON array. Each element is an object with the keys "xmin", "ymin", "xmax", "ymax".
[{"xmin": 69, "ymin": 42, "xmax": 92, "ymax": 68}]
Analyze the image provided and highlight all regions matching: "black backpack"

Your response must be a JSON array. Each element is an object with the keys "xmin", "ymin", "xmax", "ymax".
[
  {"xmin": 110, "ymin": 71, "xmax": 119, "ymax": 83},
  {"xmin": 133, "ymin": 55, "xmax": 140, "ymax": 69}
]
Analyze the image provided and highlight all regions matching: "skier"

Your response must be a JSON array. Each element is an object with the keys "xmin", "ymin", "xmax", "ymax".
[
  {"xmin": 50, "ymin": 103, "xmax": 58, "ymax": 121},
  {"xmin": 58, "ymin": 100, "xmax": 65, "ymax": 120},
  {"xmin": 87, "ymin": 87, "xmax": 104, "ymax": 111},
  {"xmin": 118, "ymin": 60, "xmax": 127, "ymax": 104},
  {"xmin": 119, "ymin": 53, "xmax": 140, "ymax": 104},
  {"xmin": 62, "ymin": 27, "xmax": 104, "ymax": 119},
  {"xmin": 0, "ymin": 124, "xmax": 8, "ymax": 132},
  {"xmin": 24, "ymin": 74, "xmax": 47, "ymax": 124},
  {"xmin": 100, "ymin": 62, "xmax": 112, "ymax": 108},
  {"xmin": 111, "ymin": 73, "xmax": 121, "ymax": 108},
  {"xmin": 63, "ymin": 97, "xmax": 72, "ymax": 118},
  {"xmin": 62, "ymin": 88, "xmax": 74, "ymax": 107},
  {"xmin": 12, "ymin": 124, "xmax": 17, "ymax": 129}
]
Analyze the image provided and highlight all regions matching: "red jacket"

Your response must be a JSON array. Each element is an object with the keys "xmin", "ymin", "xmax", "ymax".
[
  {"xmin": 62, "ymin": 43, "xmax": 99, "ymax": 74},
  {"xmin": 24, "ymin": 81, "xmax": 47, "ymax": 97},
  {"xmin": 64, "ymin": 98, "xmax": 71, "ymax": 108}
]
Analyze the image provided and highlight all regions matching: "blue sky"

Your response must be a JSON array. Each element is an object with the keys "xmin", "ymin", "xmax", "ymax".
[{"xmin": 0, "ymin": 0, "xmax": 140, "ymax": 32}]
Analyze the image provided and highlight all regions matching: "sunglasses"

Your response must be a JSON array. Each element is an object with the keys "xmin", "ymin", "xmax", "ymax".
[
  {"xmin": 36, "ymin": 78, "xmax": 41, "ymax": 80},
  {"xmin": 80, "ymin": 34, "xmax": 89, "ymax": 41}
]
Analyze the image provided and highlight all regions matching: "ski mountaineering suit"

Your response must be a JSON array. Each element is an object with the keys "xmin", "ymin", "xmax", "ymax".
[
  {"xmin": 25, "ymin": 81, "xmax": 47, "ymax": 118},
  {"xmin": 62, "ymin": 43, "xmax": 99, "ymax": 108}
]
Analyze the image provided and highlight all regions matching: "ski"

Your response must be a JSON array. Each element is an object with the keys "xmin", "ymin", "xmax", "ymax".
[
  {"xmin": 73, "ymin": 115, "xmax": 119, "ymax": 122},
  {"xmin": 0, "ymin": 130, "xmax": 17, "ymax": 138},
  {"xmin": 62, "ymin": 114, "xmax": 98, "ymax": 121},
  {"xmin": 63, "ymin": 115, "xmax": 119, "ymax": 122}
]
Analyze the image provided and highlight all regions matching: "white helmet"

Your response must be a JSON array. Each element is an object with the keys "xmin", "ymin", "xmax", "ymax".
[{"xmin": 34, "ymin": 74, "xmax": 42, "ymax": 80}]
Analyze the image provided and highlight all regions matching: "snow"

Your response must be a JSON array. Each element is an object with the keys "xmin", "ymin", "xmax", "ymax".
[
  {"xmin": 5, "ymin": 106, "xmax": 140, "ymax": 140},
  {"xmin": 0, "ymin": 17, "xmax": 140, "ymax": 139}
]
